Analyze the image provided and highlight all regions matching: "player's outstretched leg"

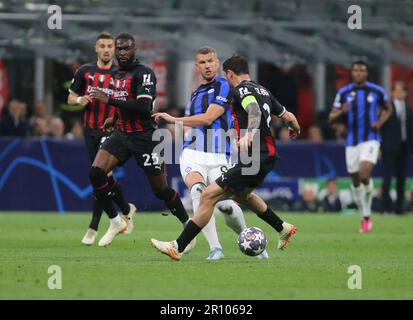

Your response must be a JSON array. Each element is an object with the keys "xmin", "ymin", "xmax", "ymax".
[
  {"xmin": 151, "ymin": 182, "xmax": 226, "ymax": 261},
  {"xmin": 89, "ymin": 166, "xmax": 127, "ymax": 247},
  {"xmin": 191, "ymin": 182, "xmax": 223, "ymax": 260},
  {"xmin": 107, "ymin": 175, "xmax": 136, "ymax": 234}
]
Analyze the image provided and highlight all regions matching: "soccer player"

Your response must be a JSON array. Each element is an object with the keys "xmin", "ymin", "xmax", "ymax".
[
  {"xmin": 90, "ymin": 33, "xmax": 192, "ymax": 247},
  {"xmin": 328, "ymin": 61, "xmax": 392, "ymax": 233},
  {"xmin": 151, "ymin": 54, "xmax": 300, "ymax": 261},
  {"xmin": 153, "ymin": 47, "xmax": 268, "ymax": 260},
  {"xmin": 68, "ymin": 32, "xmax": 135, "ymax": 245}
]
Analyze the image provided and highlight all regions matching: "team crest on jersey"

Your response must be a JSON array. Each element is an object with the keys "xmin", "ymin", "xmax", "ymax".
[{"xmin": 367, "ymin": 94, "xmax": 374, "ymax": 103}]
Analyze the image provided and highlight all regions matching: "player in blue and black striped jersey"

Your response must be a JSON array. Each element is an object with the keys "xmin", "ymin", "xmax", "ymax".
[
  {"xmin": 329, "ymin": 61, "xmax": 392, "ymax": 233},
  {"xmin": 153, "ymin": 47, "xmax": 262, "ymax": 260}
]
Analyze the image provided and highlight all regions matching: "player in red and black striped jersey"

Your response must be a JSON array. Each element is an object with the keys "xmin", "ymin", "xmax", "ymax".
[
  {"xmin": 90, "ymin": 33, "xmax": 191, "ymax": 247},
  {"xmin": 150, "ymin": 55, "xmax": 300, "ymax": 260},
  {"xmin": 68, "ymin": 32, "xmax": 134, "ymax": 246}
]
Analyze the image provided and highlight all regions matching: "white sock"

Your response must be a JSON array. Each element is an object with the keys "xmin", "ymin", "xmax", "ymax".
[
  {"xmin": 351, "ymin": 184, "xmax": 367, "ymax": 218},
  {"xmin": 110, "ymin": 214, "xmax": 122, "ymax": 226},
  {"xmin": 363, "ymin": 179, "xmax": 374, "ymax": 218},
  {"xmin": 190, "ymin": 183, "xmax": 221, "ymax": 250},
  {"xmin": 215, "ymin": 200, "xmax": 246, "ymax": 234}
]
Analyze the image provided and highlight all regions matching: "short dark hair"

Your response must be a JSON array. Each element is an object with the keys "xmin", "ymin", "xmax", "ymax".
[
  {"xmin": 96, "ymin": 32, "xmax": 113, "ymax": 42},
  {"xmin": 222, "ymin": 54, "xmax": 249, "ymax": 75},
  {"xmin": 115, "ymin": 33, "xmax": 135, "ymax": 45},
  {"xmin": 196, "ymin": 46, "xmax": 217, "ymax": 56},
  {"xmin": 351, "ymin": 60, "xmax": 368, "ymax": 70}
]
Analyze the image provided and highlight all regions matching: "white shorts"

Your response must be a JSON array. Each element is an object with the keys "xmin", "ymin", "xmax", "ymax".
[
  {"xmin": 179, "ymin": 148, "xmax": 230, "ymax": 184},
  {"xmin": 345, "ymin": 140, "xmax": 380, "ymax": 174}
]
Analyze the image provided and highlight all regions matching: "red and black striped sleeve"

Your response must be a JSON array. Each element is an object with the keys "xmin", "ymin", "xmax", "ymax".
[{"xmin": 69, "ymin": 66, "xmax": 87, "ymax": 96}]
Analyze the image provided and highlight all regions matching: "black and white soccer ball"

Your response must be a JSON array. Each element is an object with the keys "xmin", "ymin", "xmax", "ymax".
[{"xmin": 237, "ymin": 227, "xmax": 267, "ymax": 256}]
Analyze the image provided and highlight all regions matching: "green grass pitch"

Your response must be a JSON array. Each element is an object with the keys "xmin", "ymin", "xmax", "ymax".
[{"xmin": 0, "ymin": 212, "xmax": 412, "ymax": 299}]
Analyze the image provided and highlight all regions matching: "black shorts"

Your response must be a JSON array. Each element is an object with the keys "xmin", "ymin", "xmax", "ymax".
[
  {"xmin": 101, "ymin": 130, "xmax": 164, "ymax": 176},
  {"xmin": 83, "ymin": 128, "xmax": 111, "ymax": 162},
  {"xmin": 215, "ymin": 155, "xmax": 276, "ymax": 195}
]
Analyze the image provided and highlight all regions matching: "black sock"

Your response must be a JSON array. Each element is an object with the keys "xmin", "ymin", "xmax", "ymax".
[
  {"xmin": 257, "ymin": 207, "xmax": 284, "ymax": 232},
  {"xmin": 155, "ymin": 188, "xmax": 189, "ymax": 224},
  {"xmin": 89, "ymin": 198, "xmax": 103, "ymax": 231},
  {"xmin": 108, "ymin": 176, "xmax": 130, "ymax": 215},
  {"xmin": 89, "ymin": 167, "xmax": 118, "ymax": 219},
  {"xmin": 176, "ymin": 220, "xmax": 202, "ymax": 253}
]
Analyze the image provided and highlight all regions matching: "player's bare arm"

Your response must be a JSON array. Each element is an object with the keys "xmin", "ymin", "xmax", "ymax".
[
  {"xmin": 102, "ymin": 113, "xmax": 117, "ymax": 132},
  {"xmin": 238, "ymin": 101, "xmax": 261, "ymax": 151},
  {"xmin": 91, "ymin": 88, "xmax": 152, "ymax": 114},
  {"xmin": 68, "ymin": 92, "xmax": 92, "ymax": 107},
  {"xmin": 371, "ymin": 102, "xmax": 393, "ymax": 132},
  {"xmin": 152, "ymin": 104, "xmax": 224, "ymax": 127},
  {"xmin": 280, "ymin": 111, "xmax": 300, "ymax": 139},
  {"xmin": 328, "ymin": 102, "xmax": 349, "ymax": 124}
]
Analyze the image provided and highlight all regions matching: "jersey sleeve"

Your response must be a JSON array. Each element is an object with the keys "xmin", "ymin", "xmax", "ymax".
[
  {"xmin": 379, "ymin": 87, "xmax": 389, "ymax": 106},
  {"xmin": 333, "ymin": 89, "xmax": 346, "ymax": 109},
  {"xmin": 270, "ymin": 94, "xmax": 286, "ymax": 117},
  {"xmin": 136, "ymin": 68, "xmax": 156, "ymax": 101},
  {"xmin": 68, "ymin": 66, "xmax": 86, "ymax": 96},
  {"xmin": 211, "ymin": 80, "xmax": 231, "ymax": 108},
  {"xmin": 234, "ymin": 85, "xmax": 257, "ymax": 110}
]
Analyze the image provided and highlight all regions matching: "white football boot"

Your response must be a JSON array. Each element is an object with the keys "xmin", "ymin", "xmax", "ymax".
[
  {"xmin": 277, "ymin": 222, "xmax": 297, "ymax": 250},
  {"xmin": 121, "ymin": 203, "xmax": 136, "ymax": 235},
  {"xmin": 98, "ymin": 217, "xmax": 127, "ymax": 247},
  {"xmin": 150, "ymin": 239, "xmax": 182, "ymax": 261},
  {"xmin": 81, "ymin": 228, "xmax": 97, "ymax": 246},
  {"xmin": 256, "ymin": 249, "xmax": 269, "ymax": 259},
  {"xmin": 207, "ymin": 247, "xmax": 225, "ymax": 260}
]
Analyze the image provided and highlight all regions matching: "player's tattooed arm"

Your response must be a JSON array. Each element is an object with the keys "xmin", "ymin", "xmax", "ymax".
[
  {"xmin": 245, "ymin": 101, "xmax": 262, "ymax": 131},
  {"xmin": 238, "ymin": 101, "xmax": 262, "ymax": 151},
  {"xmin": 280, "ymin": 111, "xmax": 300, "ymax": 139}
]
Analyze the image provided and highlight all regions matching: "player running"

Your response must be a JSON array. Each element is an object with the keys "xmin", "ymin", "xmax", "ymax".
[
  {"xmin": 90, "ymin": 33, "xmax": 192, "ymax": 247},
  {"xmin": 68, "ymin": 32, "xmax": 135, "ymax": 246},
  {"xmin": 329, "ymin": 61, "xmax": 392, "ymax": 233},
  {"xmin": 153, "ymin": 47, "xmax": 268, "ymax": 260},
  {"xmin": 151, "ymin": 54, "xmax": 300, "ymax": 261}
]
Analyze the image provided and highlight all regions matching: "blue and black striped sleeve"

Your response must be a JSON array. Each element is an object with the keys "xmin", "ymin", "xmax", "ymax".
[
  {"xmin": 211, "ymin": 80, "xmax": 231, "ymax": 108},
  {"xmin": 378, "ymin": 87, "xmax": 389, "ymax": 106},
  {"xmin": 333, "ymin": 87, "xmax": 347, "ymax": 109}
]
